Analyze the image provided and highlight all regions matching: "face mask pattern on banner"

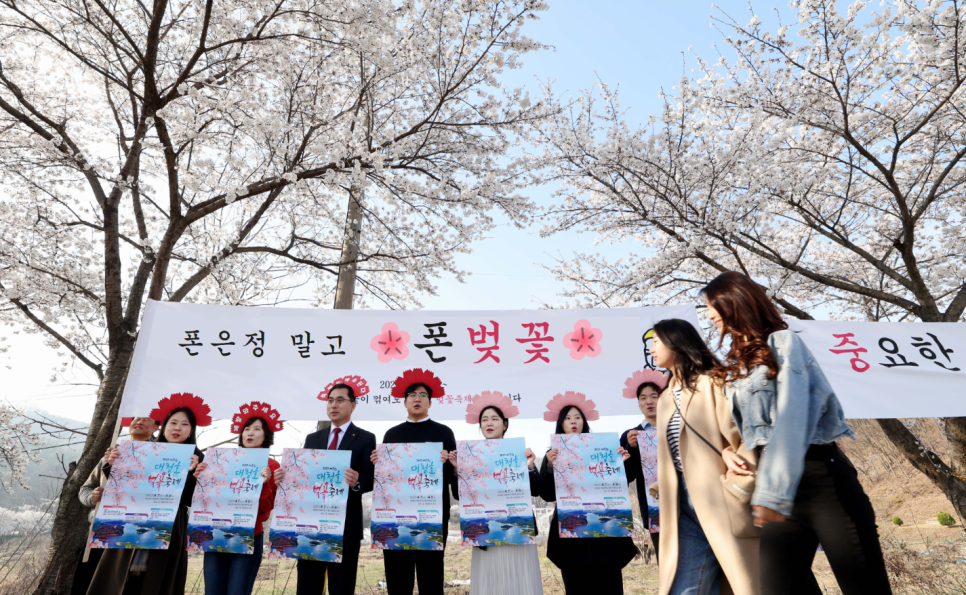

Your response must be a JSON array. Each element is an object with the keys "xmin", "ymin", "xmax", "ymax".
[{"xmin": 119, "ymin": 301, "xmax": 700, "ymax": 422}]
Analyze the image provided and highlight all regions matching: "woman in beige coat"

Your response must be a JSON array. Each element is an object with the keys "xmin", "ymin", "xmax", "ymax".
[{"xmin": 651, "ymin": 319, "xmax": 760, "ymax": 595}]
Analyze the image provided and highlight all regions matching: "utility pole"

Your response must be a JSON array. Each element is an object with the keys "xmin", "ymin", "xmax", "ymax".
[{"xmin": 318, "ymin": 185, "xmax": 363, "ymax": 432}]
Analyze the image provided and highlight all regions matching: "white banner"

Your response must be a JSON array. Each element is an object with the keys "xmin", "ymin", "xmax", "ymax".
[
  {"xmin": 120, "ymin": 300, "xmax": 699, "ymax": 422},
  {"xmin": 791, "ymin": 320, "xmax": 966, "ymax": 419}
]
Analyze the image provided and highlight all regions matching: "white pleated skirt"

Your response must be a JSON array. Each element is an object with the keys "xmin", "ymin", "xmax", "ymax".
[{"xmin": 469, "ymin": 544, "xmax": 544, "ymax": 595}]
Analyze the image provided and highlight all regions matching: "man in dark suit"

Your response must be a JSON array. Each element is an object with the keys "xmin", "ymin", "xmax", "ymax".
[{"xmin": 296, "ymin": 380, "xmax": 377, "ymax": 595}]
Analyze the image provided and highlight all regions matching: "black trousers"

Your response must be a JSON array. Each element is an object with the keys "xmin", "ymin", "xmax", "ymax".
[
  {"xmin": 296, "ymin": 539, "xmax": 362, "ymax": 595},
  {"xmin": 650, "ymin": 531, "xmax": 660, "ymax": 562},
  {"xmin": 69, "ymin": 548, "xmax": 103, "ymax": 595},
  {"xmin": 561, "ymin": 566, "xmax": 624, "ymax": 593},
  {"xmin": 382, "ymin": 550, "xmax": 444, "ymax": 595},
  {"xmin": 760, "ymin": 445, "xmax": 892, "ymax": 595}
]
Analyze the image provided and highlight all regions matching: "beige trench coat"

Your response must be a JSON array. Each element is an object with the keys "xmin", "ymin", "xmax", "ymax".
[{"xmin": 657, "ymin": 374, "xmax": 760, "ymax": 595}]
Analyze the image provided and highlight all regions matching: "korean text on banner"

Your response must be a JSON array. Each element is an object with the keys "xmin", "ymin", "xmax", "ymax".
[
  {"xmin": 371, "ymin": 443, "xmax": 445, "ymax": 551},
  {"xmin": 186, "ymin": 448, "xmax": 269, "ymax": 554},
  {"xmin": 456, "ymin": 438, "xmax": 536, "ymax": 547},
  {"xmin": 551, "ymin": 433, "xmax": 634, "ymax": 539},
  {"xmin": 88, "ymin": 442, "xmax": 195, "ymax": 550},
  {"xmin": 268, "ymin": 448, "xmax": 351, "ymax": 563},
  {"xmin": 790, "ymin": 320, "xmax": 966, "ymax": 419},
  {"xmin": 120, "ymin": 301, "xmax": 700, "ymax": 422}
]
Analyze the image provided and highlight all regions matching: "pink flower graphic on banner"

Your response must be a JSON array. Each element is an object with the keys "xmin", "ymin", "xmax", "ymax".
[
  {"xmin": 370, "ymin": 323, "xmax": 410, "ymax": 362},
  {"xmin": 562, "ymin": 320, "xmax": 602, "ymax": 360}
]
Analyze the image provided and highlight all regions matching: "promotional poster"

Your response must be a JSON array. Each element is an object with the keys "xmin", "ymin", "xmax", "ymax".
[
  {"xmin": 550, "ymin": 433, "xmax": 634, "ymax": 539},
  {"xmin": 89, "ymin": 441, "xmax": 196, "ymax": 550},
  {"xmin": 371, "ymin": 442, "xmax": 445, "ymax": 551},
  {"xmin": 456, "ymin": 438, "xmax": 536, "ymax": 547},
  {"xmin": 267, "ymin": 448, "xmax": 351, "ymax": 562},
  {"xmin": 186, "ymin": 447, "xmax": 270, "ymax": 554}
]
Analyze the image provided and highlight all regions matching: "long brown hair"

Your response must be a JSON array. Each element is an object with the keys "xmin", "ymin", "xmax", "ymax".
[
  {"xmin": 652, "ymin": 319, "xmax": 719, "ymax": 392},
  {"xmin": 701, "ymin": 271, "xmax": 787, "ymax": 381}
]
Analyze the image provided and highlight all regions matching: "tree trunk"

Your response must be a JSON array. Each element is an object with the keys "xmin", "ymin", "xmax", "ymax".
[
  {"xmin": 319, "ymin": 186, "xmax": 363, "ymax": 432},
  {"xmin": 333, "ymin": 185, "xmax": 363, "ymax": 310},
  {"xmin": 32, "ymin": 348, "xmax": 134, "ymax": 595},
  {"xmin": 877, "ymin": 418, "xmax": 966, "ymax": 523}
]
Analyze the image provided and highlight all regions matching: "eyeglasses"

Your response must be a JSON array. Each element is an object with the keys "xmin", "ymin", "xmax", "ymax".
[
  {"xmin": 407, "ymin": 392, "xmax": 430, "ymax": 400},
  {"xmin": 328, "ymin": 398, "xmax": 353, "ymax": 405}
]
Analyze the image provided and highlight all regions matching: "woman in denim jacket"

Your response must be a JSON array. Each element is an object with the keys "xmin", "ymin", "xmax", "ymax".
[{"xmin": 702, "ymin": 272, "xmax": 891, "ymax": 595}]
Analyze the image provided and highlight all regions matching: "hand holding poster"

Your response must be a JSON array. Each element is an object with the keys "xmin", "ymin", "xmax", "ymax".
[
  {"xmin": 186, "ymin": 448, "xmax": 270, "ymax": 554},
  {"xmin": 268, "ymin": 448, "xmax": 351, "ymax": 562},
  {"xmin": 456, "ymin": 438, "xmax": 536, "ymax": 547},
  {"xmin": 371, "ymin": 443, "xmax": 445, "ymax": 551},
  {"xmin": 89, "ymin": 441, "xmax": 195, "ymax": 550},
  {"xmin": 550, "ymin": 433, "xmax": 633, "ymax": 539}
]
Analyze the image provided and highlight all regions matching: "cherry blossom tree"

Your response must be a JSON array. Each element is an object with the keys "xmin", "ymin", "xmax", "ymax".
[
  {"xmin": 0, "ymin": 0, "xmax": 550, "ymax": 590},
  {"xmin": 549, "ymin": 434, "xmax": 590, "ymax": 498},
  {"xmin": 373, "ymin": 443, "xmax": 416, "ymax": 509},
  {"xmin": 535, "ymin": 0, "xmax": 966, "ymax": 520},
  {"xmin": 455, "ymin": 440, "xmax": 496, "ymax": 505},
  {"xmin": 101, "ymin": 442, "xmax": 151, "ymax": 508},
  {"xmin": 0, "ymin": 404, "xmax": 44, "ymax": 493}
]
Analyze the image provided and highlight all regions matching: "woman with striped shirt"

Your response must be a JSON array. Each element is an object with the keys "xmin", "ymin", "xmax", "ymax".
[{"xmin": 651, "ymin": 319, "xmax": 760, "ymax": 595}]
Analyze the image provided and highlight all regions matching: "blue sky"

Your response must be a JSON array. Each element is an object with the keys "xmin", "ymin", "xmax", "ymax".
[
  {"xmin": 422, "ymin": 0, "xmax": 777, "ymax": 310},
  {"xmin": 4, "ymin": 0, "xmax": 785, "ymax": 440}
]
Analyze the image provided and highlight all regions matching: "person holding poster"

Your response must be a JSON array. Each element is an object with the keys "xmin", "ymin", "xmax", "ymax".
[
  {"xmin": 620, "ymin": 370, "xmax": 668, "ymax": 561},
  {"xmin": 702, "ymin": 272, "xmax": 890, "ymax": 595},
  {"xmin": 538, "ymin": 392, "xmax": 637, "ymax": 594},
  {"xmin": 370, "ymin": 368, "xmax": 457, "ymax": 595},
  {"xmin": 450, "ymin": 391, "xmax": 544, "ymax": 595},
  {"xmin": 194, "ymin": 401, "xmax": 283, "ymax": 595},
  {"xmin": 294, "ymin": 377, "xmax": 376, "ymax": 595},
  {"xmin": 87, "ymin": 393, "xmax": 209, "ymax": 595},
  {"xmin": 74, "ymin": 417, "xmax": 159, "ymax": 595},
  {"xmin": 650, "ymin": 319, "xmax": 759, "ymax": 595}
]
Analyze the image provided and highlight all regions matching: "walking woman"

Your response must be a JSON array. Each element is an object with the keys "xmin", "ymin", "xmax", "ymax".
[
  {"xmin": 450, "ymin": 392, "xmax": 544, "ymax": 595},
  {"xmin": 538, "ymin": 392, "xmax": 636, "ymax": 594},
  {"xmin": 651, "ymin": 319, "xmax": 759, "ymax": 595},
  {"xmin": 703, "ymin": 271, "xmax": 891, "ymax": 595},
  {"xmin": 197, "ymin": 401, "xmax": 283, "ymax": 595},
  {"xmin": 87, "ymin": 393, "xmax": 209, "ymax": 595}
]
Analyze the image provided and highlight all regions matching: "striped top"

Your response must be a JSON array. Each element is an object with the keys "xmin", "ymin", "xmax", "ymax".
[{"xmin": 667, "ymin": 387, "xmax": 684, "ymax": 472}]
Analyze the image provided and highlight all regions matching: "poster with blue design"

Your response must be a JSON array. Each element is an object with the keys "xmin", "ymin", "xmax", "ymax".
[
  {"xmin": 186, "ymin": 447, "xmax": 269, "ymax": 554},
  {"xmin": 88, "ymin": 441, "xmax": 195, "ymax": 550},
  {"xmin": 267, "ymin": 448, "xmax": 351, "ymax": 562},
  {"xmin": 550, "ymin": 432, "xmax": 633, "ymax": 538},
  {"xmin": 370, "ymin": 442, "xmax": 445, "ymax": 551},
  {"xmin": 456, "ymin": 438, "xmax": 536, "ymax": 547}
]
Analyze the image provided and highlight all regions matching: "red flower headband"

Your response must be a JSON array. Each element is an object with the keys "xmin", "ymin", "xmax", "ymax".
[
  {"xmin": 231, "ymin": 400, "xmax": 284, "ymax": 434},
  {"xmin": 465, "ymin": 391, "xmax": 519, "ymax": 424},
  {"xmin": 622, "ymin": 369, "xmax": 669, "ymax": 399},
  {"xmin": 543, "ymin": 391, "xmax": 599, "ymax": 422},
  {"xmin": 318, "ymin": 375, "xmax": 370, "ymax": 401},
  {"xmin": 390, "ymin": 368, "xmax": 445, "ymax": 401},
  {"xmin": 149, "ymin": 393, "xmax": 213, "ymax": 427}
]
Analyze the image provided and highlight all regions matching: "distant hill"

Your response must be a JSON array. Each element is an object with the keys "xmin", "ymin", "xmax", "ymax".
[{"xmin": 0, "ymin": 409, "xmax": 88, "ymax": 509}]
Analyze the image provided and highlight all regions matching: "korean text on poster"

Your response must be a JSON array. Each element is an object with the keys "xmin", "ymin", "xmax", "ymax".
[
  {"xmin": 550, "ymin": 433, "xmax": 633, "ymax": 539},
  {"xmin": 371, "ymin": 442, "xmax": 445, "ymax": 551},
  {"xmin": 456, "ymin": 438, "xmax": 536, "ymax": 547},
  {"xmin": 88, "ymin": 442, "xmax": 196, "ymax": 550},
  {"xmin": 186, "ymin": 448, "xmax": 269, "ymax": 554},
  {"xmin": 267, "ymin": 448, "xmax": 351, "ymax": 563}
]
